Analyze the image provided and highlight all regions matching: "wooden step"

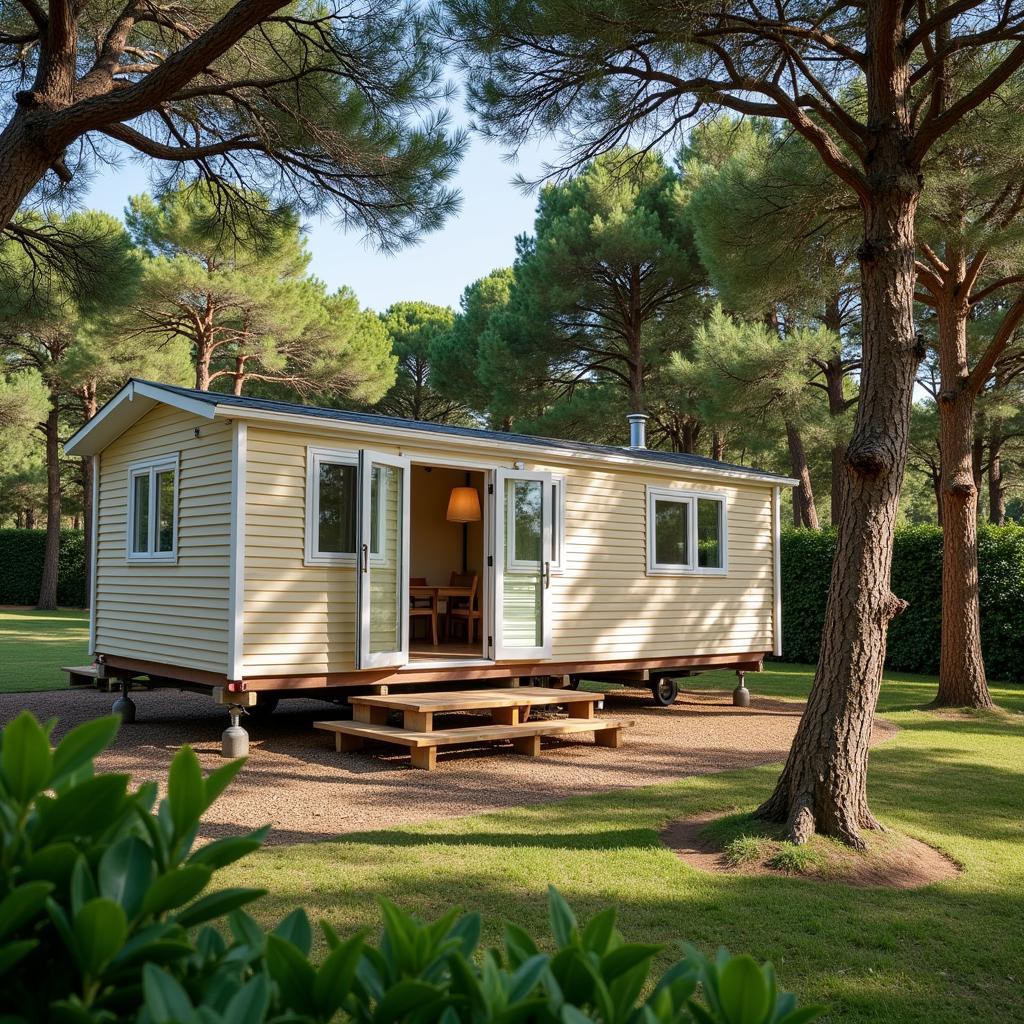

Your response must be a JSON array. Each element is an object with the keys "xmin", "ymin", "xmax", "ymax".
[
  {"xmin": 313, "ymin": 716, "xmax": 631, "ymax": 770},
  {"xmin": 62, "ymin": 664, "xmax": 101, "ymax": 686},
  {"xmin": 348, "ymin": 686, "xmax": 603, "ymax": 714}
]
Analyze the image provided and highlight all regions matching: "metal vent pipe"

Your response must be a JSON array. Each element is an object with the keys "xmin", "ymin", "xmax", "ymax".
[{"xmin": 627, "ymin": 413, "xmax": 648, "ymax": 449}]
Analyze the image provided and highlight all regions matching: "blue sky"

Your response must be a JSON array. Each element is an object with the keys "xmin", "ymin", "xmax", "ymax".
[{"xmin": 83, "ymin": 134, "xmax": 555, "ymax": 314}]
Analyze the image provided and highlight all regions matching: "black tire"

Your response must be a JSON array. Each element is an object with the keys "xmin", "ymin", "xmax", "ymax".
[
  {"xmin": 248, "ymin": 695, "xmax": 280, "ymax": 719},
  {"xmin": 651, "ymin": 677, "xmax": 679, "ymax": 707}
]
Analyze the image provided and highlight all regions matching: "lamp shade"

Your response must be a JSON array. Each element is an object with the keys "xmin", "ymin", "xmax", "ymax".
[{"xmin": 446, "ymin": 486, "xmax": 481, "ymax": 523}]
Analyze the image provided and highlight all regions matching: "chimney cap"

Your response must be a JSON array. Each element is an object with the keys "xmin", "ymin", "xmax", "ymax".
[{"xmin": 626, "ymin": 412, "xmax": 648, "ymax": 449}]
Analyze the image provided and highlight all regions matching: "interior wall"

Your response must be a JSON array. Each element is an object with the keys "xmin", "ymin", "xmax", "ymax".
[{"xmin": 410, "ymin": 466, "xmax": 485, "ymax": 585}]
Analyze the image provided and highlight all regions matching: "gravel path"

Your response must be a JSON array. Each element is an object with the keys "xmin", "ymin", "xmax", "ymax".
[{"xmin": 1, "ymin": 686, "xmax": 897, "ymax": 845}]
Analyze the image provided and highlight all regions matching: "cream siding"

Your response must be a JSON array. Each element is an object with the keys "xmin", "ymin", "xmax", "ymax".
[
  {"xmin": 243, "ymin": 421, "xmax": 775, "ymax": 676},
  {"xmin": 94, "ymin": 405, "xmax": 233, "ymax": 674}
]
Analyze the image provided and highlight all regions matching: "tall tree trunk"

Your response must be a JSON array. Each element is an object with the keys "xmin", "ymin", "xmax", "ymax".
[
  {"xmin": 934, "ymin": 301, "xmax": 993, "ymax": 709},
  {"xmin": 758, "ymin": 113, "xmax": 921, "ymax": 846},
  {"xmin": 785, "ymin": 420, "xmax": 820, "ymax": 529},
  {"xmin": 196, "ymin": 340, "xmax": 212, "ymax": 390},
  {"xmin": 711, "ymin": 430, "xmax": 726, "ymax": 461},
  {"xmin": 26, "ymin": 508, "xmax": 36, "ymax": 529},
  {"xmin": 988, "ymin": 429, "xmax": 1005, "ymax": 525},
  {"xmin": 81, "ymin": 384, "xmax": 98, "ymax": 609},
  {"xmin": 232, "ymin": 355, "xmax": 246, "ymax": 396},
  {"xmin": 38, "ymin": 401, "xmax": 62, "ymax": 610}
]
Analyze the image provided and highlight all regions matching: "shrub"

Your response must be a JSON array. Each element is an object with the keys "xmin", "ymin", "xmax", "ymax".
[
  {"xmin": 0, "ymin": 529, "xmax": 87, "ymax": 606},
  {"xmin": 780, "ymin": 524, "xmax": 1024, "ymax": 679},
  {"xmin": 0, "ymin": 711, "xmax": 823, "ymax": 1024}
]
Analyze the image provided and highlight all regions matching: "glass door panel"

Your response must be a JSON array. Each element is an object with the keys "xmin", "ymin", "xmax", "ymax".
[
  {"xmin": 494, "ymin": 469, "xmax": 552, "ymax": 660},
  {"xmin": 356, "ymin": 451, "xmax": 410, "ymax": 669}
]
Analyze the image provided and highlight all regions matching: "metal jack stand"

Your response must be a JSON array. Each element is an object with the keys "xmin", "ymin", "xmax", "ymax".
[
  {"xmin": 222, "ymin": 704, "xmax": 249, "ymax": 757},
  {"xmin": 112, "ymin": 677, "xmax": 137, "ymax": 723},
  {"xmin": 732, "ymin": 670, "xmax": 751, "ymax": 708}
]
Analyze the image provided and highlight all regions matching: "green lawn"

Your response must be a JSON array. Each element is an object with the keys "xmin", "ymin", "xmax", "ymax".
[
  {"xmin": 245, "ymin": 665, "xmax": 1024, "ymax": 1024},
  {"xmin": 0, "ymin": 607, "xmax": 88, "ymax": 692}
]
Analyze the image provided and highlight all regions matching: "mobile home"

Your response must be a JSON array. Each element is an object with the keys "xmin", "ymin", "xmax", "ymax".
[{"xmin": 65, "ymin": 380, "xmax": 793, "ymax": 731}]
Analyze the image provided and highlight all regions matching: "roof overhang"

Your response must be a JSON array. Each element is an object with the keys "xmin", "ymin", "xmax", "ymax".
[{"xmin": 64, "ymin": 380, "xmax": 217, "ymax": 457}]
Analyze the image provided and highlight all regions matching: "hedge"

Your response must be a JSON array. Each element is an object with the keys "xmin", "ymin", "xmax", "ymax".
[
  {"xmin": 781, "ymin": 524, "xmax": 1024, "ymax": 680},
  {"xmin": 0, "ymin": 529, "xmax": 87, "ymax": 606}
]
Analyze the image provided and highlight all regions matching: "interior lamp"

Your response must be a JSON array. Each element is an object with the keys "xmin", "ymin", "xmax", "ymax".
[{"xmin": 447, "ymin": 485, "xmax": 481, "ymax": 573}]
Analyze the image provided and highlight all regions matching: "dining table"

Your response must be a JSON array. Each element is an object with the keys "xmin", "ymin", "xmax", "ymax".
[{"xmin": 409, "ymin": 584, "xmax": 475, "ymax": 643}]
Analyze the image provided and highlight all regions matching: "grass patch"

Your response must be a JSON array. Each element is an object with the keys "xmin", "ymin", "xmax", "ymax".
[
  {"xmin": 241, "ymin": 664, "xmax": 1023, "ymax": 1024},
  {"xmin": 722, "ymin": 834, "xmax": 774, "ymax": 869},
  {"xmin": 0, "ymin": 607, "xmax": 87, "ymax": 693},
  {"xmin": 764, "ymin": 842, "xmax": 826, "ymax": 876}
]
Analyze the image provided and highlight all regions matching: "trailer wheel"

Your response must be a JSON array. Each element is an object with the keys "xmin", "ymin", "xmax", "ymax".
[
  {"xmin": 248, "ymin": 695, "xmax": 280, "ymax": 719},
  {"xmin": 651, "ymin": 678, "xmax": 679, "ymax": 707}
]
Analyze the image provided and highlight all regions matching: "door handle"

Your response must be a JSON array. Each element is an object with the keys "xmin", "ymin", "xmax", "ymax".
[
  {"xmin": 361, "ymin": 543, "xmax": 369, "ymax": 573},
  {"xmin": 543, "ymin": 560, "xmax": 551, "ymax": 588}
]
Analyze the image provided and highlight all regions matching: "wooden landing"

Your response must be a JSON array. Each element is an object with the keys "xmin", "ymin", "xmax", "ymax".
[{"xmin": 314, "ymin": 686, "xmax": 629, "ymax": 770}]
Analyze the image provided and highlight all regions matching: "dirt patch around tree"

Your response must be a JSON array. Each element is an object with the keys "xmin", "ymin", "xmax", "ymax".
[{"xmin": 662, "ymin": 811, "xmax": 960, "ymax": 889}]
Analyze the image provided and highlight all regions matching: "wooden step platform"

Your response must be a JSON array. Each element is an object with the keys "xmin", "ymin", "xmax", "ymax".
[
  {"xmin": 63, "ymin": 664, "xmax": 101, "ymax": 687},
  {"xmin": 314, "ymin": 686, "xmax": 630, "ymax": 770}
]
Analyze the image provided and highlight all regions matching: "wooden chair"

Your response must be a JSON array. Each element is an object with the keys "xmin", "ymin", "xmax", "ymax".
[
  {"xmin": 446, "ymin": 572, "xmax": 480, "ymax": 644},
  {"xmin": 409, "ymin": 577, "xmax": 438, "ymax": 646}
]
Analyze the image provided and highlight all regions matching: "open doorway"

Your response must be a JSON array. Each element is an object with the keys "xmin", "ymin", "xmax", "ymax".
[{"xmin": 408, "ymin": 463, "xmax": 488, "ymax": 662}]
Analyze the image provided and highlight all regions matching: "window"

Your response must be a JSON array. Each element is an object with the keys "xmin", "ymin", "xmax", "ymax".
[
  {"xmin": 506, "ymin": 475, "xmax": 566, "ymax": 572},
  {"xmin": 126, "ymin": 456, "xmax": 178, "ymax": 562},
  {"xmin": 646, "ymin": 487, "xmax": 727, "ymax": 575},
  {"xmin": 305, "ymin": 447, "xmax": 384, "ymax": 565}
]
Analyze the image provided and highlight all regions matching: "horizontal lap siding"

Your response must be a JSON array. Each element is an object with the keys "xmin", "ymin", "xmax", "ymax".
[
  {"xmin": 95, "ymin": 406, "xmax": 232, "ymax": 674},
  {"xmin": 243, "ymin": 421, "xmax": 775, "ymax": 676}
]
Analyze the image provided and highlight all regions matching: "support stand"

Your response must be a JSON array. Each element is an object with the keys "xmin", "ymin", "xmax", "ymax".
[
  {"xmin": 732, "ymin": 670, "xmax": 750, "ymax": 708},
  {"xmin": 112, "ymin": 678, "xmax": 137, "ymax": 723},
  {"xmin": 221, "ymin": 705, "xmax": 249, "ymax": 757}
]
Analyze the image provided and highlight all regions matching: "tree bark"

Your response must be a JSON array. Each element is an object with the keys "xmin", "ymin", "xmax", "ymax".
[
  {"xmin": 988, "ymin": 429, "xmax": 1005, "ymax": 525},
  {"xmin": 785, "ymin": 420, "xmax": 819, "ymax": 529},
  {"xmin": 822, "ymin": 348, "xmax": 850, "ymax": 525},
  {"xmin": 711, "ymin": 430, "xmax": 726, "ymax": 461},
  {"xmin": 934, "ymin": 300, "xmax": 993, "ymax": 709},
  {"xmin": 757, "ymin": 75, "xmax": 922, "ymax": 846},
  {"xmin": 81, "ymin": 383, "xmax": 98, "ymax": 609},
  {"xmin": 37, "ymin": 401, "xmax": 61, "ymax": 610}
]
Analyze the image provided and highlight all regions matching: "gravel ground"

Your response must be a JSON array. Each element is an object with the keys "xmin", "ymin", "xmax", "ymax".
[{"xmin": 1, "ymin": 686, "xmax": 897, "ymax": 845}]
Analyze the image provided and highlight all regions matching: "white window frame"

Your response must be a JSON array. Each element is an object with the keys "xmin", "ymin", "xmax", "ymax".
[
  {"xmin": 125, "ymin": 454, "xmax": 179, "ymax": 564},
  {"xmin": 304, "ymin": 446, "xmax": 386, "ymax": 566},
  {"xmin": 507, "ymin": 473, "xmax": 565, "ymax": 574},
  {"xmin": 646, "ymin": 486, "xmax": 728, "ymax": 577}
]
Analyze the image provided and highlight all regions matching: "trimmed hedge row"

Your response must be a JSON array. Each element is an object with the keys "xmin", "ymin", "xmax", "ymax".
[
  {"xmin": 781, "ymin": 524, "xmax": 1024, "ymax": 680},
  {"xmin": 0, "ymin": 529, "xmax": 87, "ymax": 607}
]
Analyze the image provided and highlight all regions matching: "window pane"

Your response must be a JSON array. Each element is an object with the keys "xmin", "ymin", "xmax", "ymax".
[
  {"xmin": 511, "ymin": 479, "xmax": 542, "ymax": 564},
  {"xmin": 370, "ymin": 466, "xmax": 382, "ymax": 555},
  {"xmin": 697, "ymin": 498, "xmax": 722, "ymax": 568},
  {"xmin": 132, "ymin": 473, "xmax": 150, "ymax": 553},
  {"xmin": 654, "ymin": 499, "xmax": 688, "ymax": 566},
  {"xmin": 318, "ymin": 462, "xmax": 356, "ymax": 553},
  {"xmin": 550, "ymin": 482, "xmax": 559, "ymax": 564},
  {"xmin": 156, "ymin": 470, "xmax": 175, "ymax": 552}
]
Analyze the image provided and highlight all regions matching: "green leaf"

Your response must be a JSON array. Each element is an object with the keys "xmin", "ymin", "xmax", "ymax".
[
  {"xmin": 600, "ymin": 944, "xmax": 663, "ymax": 983},
  {"xmin": 167, "ymin": 746, "xmax": 204, "ymax": 838},
  {"xmin": 265, "ymin": 933, "xmax": 317, "ymax": 1015},
  {"xmin": 273, "ymin": 907, "xmax": 312, "ymax": 955},
  {"xmin": 187, "ymin": 828, "xmax": 268, "ymax": 870},
  {"xmin": 143, "ymin": 962, "xmax": 196, "ymax": 1024},
  {"xmin": 560, "ymin": 1006, "xmax": 593, "ymax": 1024},
  {"xmin": 581, "ymin": 907, "xmax": 617, "ymax": 956},
  {"xmin": 718, "ymin": 955, "xmax": 771, "ymax": 1024},
  {"xmin": 175, "ymin": 887, "xmax": 265, "ymax": 929},
  {"xmin": 70, "ymin": 856, "xmax": 96, "ymax": 915},
  {"xmin": 51, "ymin": 716, "xmax": 120, "ymax": 786},
  {"xmin": 0, "ymin": 881, "xmax": 53, "ymax": 940},
  {"xmin": 0, "ymin": 939, "xmax": 37, "ymax": 975},
  {"xmin": 314, "ymin": 932, "xmax": 365, "ymax": 1016},
  {"xmin": 503, "ymin": 922, "xmax": 539, "ymax": 968},
  {"xmin": 142, "ymin": 865, "xmax": 212, "ymax": 918},
  {"xmin": 223, "ymin": 972, "xmax": 270, "ymax": 1024},
  {"xmin": 2, "ymin": 711, "xmax": 53, "ymax": 803},
  {"xmin": 73, "ymin": 898, "xmax": 127, "ymax": 976},
  {"xmin": 99, "ymin": 836, "xmax": 155, "ymax": 919},
  {"xmin": 372, "ymin": 979, "xmax": 443, "ymax": 1024},
  {"xmin": 547, "ymin": 887, "xmax": 578, "ymax": 948},
  {"xmin": 201, "ymin": 757, "xmax": 246, "ymax": 810},
  {"xmin": 33, "ymin": 773, "xmax": 129, "ymax": 844},
  {"xmin": 777, "ymin": 1008, "xmax": 827, "ymax": 1024}
]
